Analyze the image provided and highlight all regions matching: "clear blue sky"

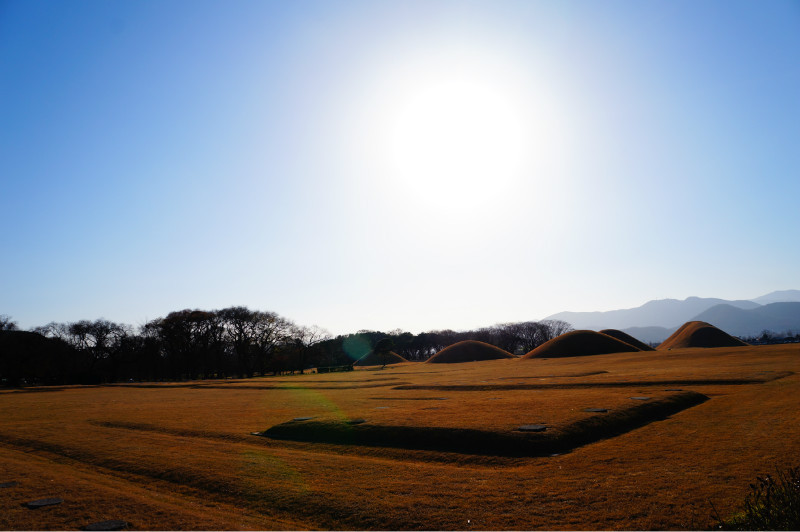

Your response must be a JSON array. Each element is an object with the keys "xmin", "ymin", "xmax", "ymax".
[{"xmin": 2, "ymin": 0, "xmax": 799, "ymax": 334}]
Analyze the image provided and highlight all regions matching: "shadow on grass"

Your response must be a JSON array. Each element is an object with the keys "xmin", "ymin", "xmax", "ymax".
[
  {"xmin": 496, "ymin": 371, "xmax": 609, "ymax": 379},
  {"xmin": 392, "ymin": 372, "xmax": 793, "ymax": 392},
  {"xmin": 261, "ymin": 392, "xmax": 709, "ymax": 457}
]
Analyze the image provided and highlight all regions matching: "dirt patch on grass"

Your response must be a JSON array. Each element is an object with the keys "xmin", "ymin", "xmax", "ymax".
[
  {"xmin": 427, "ymin": 340, "xmax": 515, "ymax": 363},
  {"xmin": 523, "ymin": 330, "xmax": 642, "ymax": 359}
]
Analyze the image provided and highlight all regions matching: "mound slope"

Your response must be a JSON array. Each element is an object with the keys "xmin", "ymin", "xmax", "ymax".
[
  {"xmin": 522, "ymin": 330, "xmax": 641, "ymax": 359},
  {"xmin": 657, "ymin": 321, "xmax": 748, "ymax": 350},
  {"xmin": 427, "ymin": 340, "xmax": 515, "ymax": 364},
  {"xmin": 354, "ymin": 351, "xmax": 408, "ymax": 366},
  {"xmin": 600, "ymin": 329, "xmax": 655, "ymax": 351}
]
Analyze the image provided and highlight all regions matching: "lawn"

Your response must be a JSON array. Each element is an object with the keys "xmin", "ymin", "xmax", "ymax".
[{"xmin": 1, "ymin": 344, "xmax": 798, "ymax": 530}]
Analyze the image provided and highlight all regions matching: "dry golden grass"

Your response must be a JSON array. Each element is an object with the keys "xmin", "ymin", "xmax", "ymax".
[{"xmin": 1, "ymin": 343, "xmax": 799, "ymax": 530}]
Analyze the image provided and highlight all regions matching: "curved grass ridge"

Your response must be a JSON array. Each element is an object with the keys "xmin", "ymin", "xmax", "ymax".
[{"xmin": 260, "ymin": 391, "xmax": 709, "ymax": 457}]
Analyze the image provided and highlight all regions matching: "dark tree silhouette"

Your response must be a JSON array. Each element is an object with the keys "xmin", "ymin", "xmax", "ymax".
[
  {"xmin": 374, "ymin": 337, "xmax": 395, "ymax": 368},
  {"xmin": 5, "ymin": 307, "xmax": 576, "ymax": 386},
  {"xmin": 1, "ymin": 315, "xmax": 18, "ymax": 331}
]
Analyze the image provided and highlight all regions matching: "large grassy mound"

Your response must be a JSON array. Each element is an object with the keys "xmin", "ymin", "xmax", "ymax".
[
  {"xmin": 657, "ymin": 321, "xmax": 748, "ymax": 349},
  {"xmin": 353, "ymin": 351, "xmax": 408, "ymax": 367},
  {"xmin": 600, "ymin": 329, "xmax": 655, "ymax": 351},
  {"xmin": 522, "ymin": 330, "xmax": 641, "ymax": 359},
  {"xmin": 427, "ymin": 340, "xmax": 515, "ymax": 364}
]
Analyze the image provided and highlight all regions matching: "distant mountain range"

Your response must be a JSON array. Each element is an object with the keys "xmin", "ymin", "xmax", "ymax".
[{"xmin": 545, "ymin": 290, "xmax": 800, "ymax": 344}]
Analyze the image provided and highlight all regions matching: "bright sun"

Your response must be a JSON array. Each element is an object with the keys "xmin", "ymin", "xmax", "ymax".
[
  {"xmin": 342, "ymin": 46, "xmax": 565, "ymax": 219},
  {"xmin": 386, "ymin": 76, "xmax": 529, "ymax": 208}
]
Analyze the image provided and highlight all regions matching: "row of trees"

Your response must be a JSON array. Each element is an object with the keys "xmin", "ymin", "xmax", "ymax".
[
  {"xmin": 0, "ymin": 310, "xmax": 572, "ymax": 387},
  {"xmin": 348, "ymin": 320, "xmax": 574, "ymax": 361},
  {"xmin": 741, "ymin": 330, "xmax": 800, "ymax": 345}
]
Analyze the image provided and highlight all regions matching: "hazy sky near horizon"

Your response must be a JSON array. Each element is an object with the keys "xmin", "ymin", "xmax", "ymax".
[{"xmin": 2, "ymin": 0, "xmax": 799, "ymax": 335}]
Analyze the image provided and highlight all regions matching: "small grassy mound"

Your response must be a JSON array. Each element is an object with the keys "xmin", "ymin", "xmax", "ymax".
[
  {"xmin": 522, "ymin": 330, "xmax": 641, "ymax": 359},
  {"xmin": 600, "ymin": 329, "xmax": 655, "ymax": 351},
  {"xmin": 260, "ymin": 391, "xmax": 709, "ymax": 457},
  {"xmin": 426, "ymin": 340, "xmax": 515, "ymax": 364},
  {"xmin": 353, "ymin": 351, "xmax": 408, "ymax": 367},
  {"xmin": 657, "ymin": 321, "xmax": 748, "ymax": 350}
]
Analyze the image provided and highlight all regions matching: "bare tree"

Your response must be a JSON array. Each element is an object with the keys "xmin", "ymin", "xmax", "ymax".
[
  {"xmin": 251, "ymin": 311, "xmax": 293, "ymax": 376},
  {"xmin": 291, "ymin": 324, "xmax": 331, "ymax": 374},
  {"xmin": 513, "ymin": 322, "xmax": 545, "ymax": 353},
  {"xmin": 0, "ymin": 315, "xmax": 18, "ymax": 331},
  {"xmin": 539, "ymin": 320, "xmax": 573, "ymax": 343},
  {"xmin": 33, "ymin": 321, "xmax": 69, "ymax": 340},
  {"xmin": 218, "ymin": 306, "xmax": 259, "ymax": 378}
]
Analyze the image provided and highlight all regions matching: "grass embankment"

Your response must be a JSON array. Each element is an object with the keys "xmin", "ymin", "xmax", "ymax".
[
  {"xmin": 0, "ymin": 344, "xmax": 798, "ymax": 530},
  {"xmin": 262, "ymin": 391, "xmax": 708, "ymax": 456}
]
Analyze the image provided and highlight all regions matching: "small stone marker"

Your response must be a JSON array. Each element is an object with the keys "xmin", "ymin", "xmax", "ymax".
[
  {"xmin": 583, "ymin": 408, "xmax": 608, "ymax": 413},
  {"xmin": 630, "ymin": 396, "xmax": 650, "ymax": 401},
  {"xmin": 84, "ymin": 520, "xmax": 129, "ymax": 531},
  {"xmin": 250, "ymin": 431, "xmax": 262, "ymax": 436},
  {"xmin": 517, "ymin": 424, "xmax": 547, "ymax": 432},
  {"xmin": 292, "ymin": 417, "xmax": 314, "ymax": 421},
  {"xmin": 0, "ymin": 481, "xmax": 19, "ymax": 488},
  {"xmin": 346, "ymin": 418, "xmax": 366, "ymax": 425},
  {"xmin": 26, "ymin": 497, "xmax": 63, "ymax": 509}
]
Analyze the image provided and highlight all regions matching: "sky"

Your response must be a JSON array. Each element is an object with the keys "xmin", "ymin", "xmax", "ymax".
[{"xmin": 2, "ymin": 0, "xmax": 799, "ymax": 335}]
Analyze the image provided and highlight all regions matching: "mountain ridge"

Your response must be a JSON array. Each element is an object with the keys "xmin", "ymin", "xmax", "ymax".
[
  {"xmin": 545, "ymin": 291, "xmax": 800, "ymax": 344},
  {"xmin": 545, "ymin": 296, "xmax": 760, "ymax": 330}
]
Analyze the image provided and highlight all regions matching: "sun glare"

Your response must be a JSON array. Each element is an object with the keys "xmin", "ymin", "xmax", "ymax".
[
  {"xmin": 343, "ymin": 46, "xmax": 565, "ymax": 219},
  {"xmin": 386, "ymin": 76, "xmax": 529, "ymax": 208}
]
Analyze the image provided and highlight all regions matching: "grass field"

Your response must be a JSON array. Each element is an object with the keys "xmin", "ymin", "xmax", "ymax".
[{"xmin": 1, "ymin": 344, "xmax": 799, "ymax": 530}]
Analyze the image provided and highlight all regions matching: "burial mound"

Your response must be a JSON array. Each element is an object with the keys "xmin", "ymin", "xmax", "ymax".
[
  {"xmin": 426, "ymin": 340, "xmax": 515, "ymax": 364},
  {"xmin": 600, "ymin": 329, "xmax": 655, "ymax": 351},
  {"xmin": 657, "ymin": 321, "xmax": 748, "ymax": 349},
  {"xmin": 522, "ymin": 330, "xmax": 641, "ymax": 359},
  {"xmin": 353, "ymin": 350, "xmax": 408, "ymax": 366}
]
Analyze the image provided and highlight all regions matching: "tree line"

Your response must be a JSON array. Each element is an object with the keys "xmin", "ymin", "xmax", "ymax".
[{"xmin": 0, "ymin": 310, "xmax": 571, "ymax": 387}]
